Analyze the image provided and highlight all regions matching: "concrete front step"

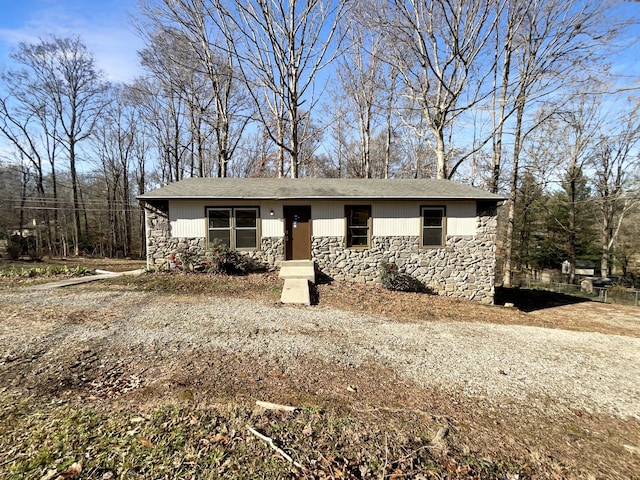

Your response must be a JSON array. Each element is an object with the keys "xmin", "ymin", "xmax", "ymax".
[
  {"xmin": 279, "ymin": 260, "xmax": 314, "ymax": 304},
  {"xmin": 280, "ymin": 278, "xmax": 311, "ymax": 305},
  {"xmin": 278, "ymin": 260, "xmax": 315, "ymax": 283}
]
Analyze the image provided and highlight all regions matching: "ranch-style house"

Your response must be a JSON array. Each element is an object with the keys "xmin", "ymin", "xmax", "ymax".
[{"xmin": 138, "ymin": 178, "xmax": 504, "ymax": 304}]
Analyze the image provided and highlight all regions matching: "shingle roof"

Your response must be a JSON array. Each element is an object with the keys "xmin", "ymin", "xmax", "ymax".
[{"xmin": 138, "ymin": 177, "xmax": 505, "ymax": 201}]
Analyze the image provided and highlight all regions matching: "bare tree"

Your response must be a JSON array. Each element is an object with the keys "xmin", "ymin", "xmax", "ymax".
[
  {"xmin": 375, "ymin": 0, "xmax": 503, "ymax": 179},
  {"xmin": 0, "ymin": 91, "xmax": 55, "ymax": 252},
  {"xmin": 591, "ymin": 105, "xmax": 640, "ymax": 278},
  {"xmin": 213, "ymin": 0, "xmax": 349, "ymax": 178},
  {"xmin": 3, "ymin": 36, "xmax": 108, "ymax": 255},
  {"xmin": 335, "ymin": 10, "xmax": 386, "ymax": 178},
  {"xmin": 92, "ymin": 86, "xmax": 143, "ymax": 257},
  {"xmin": 138, "ymin": 0, "xmax": 251, "ymax": 177},
  {"xmin": 488, "ymin": 0, "xmax": 521, "ymax": 193},
  {"xmin": 130, "ymin": 75, "xmax": 190, "ymax": 183},
  {"xmin": 138, "ymin": 28, "xmax": 213, "ymax": 179},
  {"xmin": 497, "ymin": 0, "xmax": 615, "ymax": 287}
]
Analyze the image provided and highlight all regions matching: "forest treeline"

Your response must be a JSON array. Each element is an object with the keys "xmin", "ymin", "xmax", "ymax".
[{"xmin": 0, "ymin": 0, "xmax": 638, "ymax": 286}]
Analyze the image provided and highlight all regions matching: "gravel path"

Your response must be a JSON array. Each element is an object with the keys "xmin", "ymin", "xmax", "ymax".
[{"xmin": 1, "ymin": 289, "xmax": 638, "ymax": 419}]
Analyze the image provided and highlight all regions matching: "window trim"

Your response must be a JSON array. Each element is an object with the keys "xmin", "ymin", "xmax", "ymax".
[
  {"xmin": 345, "ymin": 205, "xmax": 372, "ymax": 249},
  {"xmin": 206, "ymin": 206, "xmax": 260, "ymax": 251},
  {"xmin": 421, "ymin": 206, "xmax": 446, "ymax": 248}
]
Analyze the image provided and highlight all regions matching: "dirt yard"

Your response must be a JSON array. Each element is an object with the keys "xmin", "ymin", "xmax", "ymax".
[{"xmin": 0, "ymin": 265, "xmax": 639, "ymax": 479}]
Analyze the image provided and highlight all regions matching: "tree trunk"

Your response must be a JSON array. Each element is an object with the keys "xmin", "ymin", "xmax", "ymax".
[
  {"xmin": 69, "ymin": 140, "xmax": 81, "ymax": 256},
  {"xmin": 567, "ymin": 169, "xmax": 577, "ymax": 284},
  {"xmin": 435, "ymin": 131, "xmax": 447, "ymax": 179},
  {"xmin": 502, "ymin": 93, "xmax": 526, "ymax": 288},
  {"xmin": 489, "ymin": 7, "xmax": 514, "ymax": 194},
  {"xmin": 600, "ymin": 207, "xmax": 612, "ymax": 278}
]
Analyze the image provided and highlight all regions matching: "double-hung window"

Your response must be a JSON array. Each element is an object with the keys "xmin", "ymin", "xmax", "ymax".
[
  {"xmin": 345, "ymin": 205, "xmax": 371, "ymax": 248},
  {"xmin": 207, "ymin": 207, "xmax": 259, "ymax": 250},
  {"xmin": 421, "ymin": 206, "xmax": 445, "ymax": 247}
]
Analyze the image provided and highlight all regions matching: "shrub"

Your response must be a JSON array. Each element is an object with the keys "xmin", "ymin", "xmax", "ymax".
[
  {"xmin": 172, "ymin": 242, "xmax": 259, "ymax": 275},
  {"xmin": 7, "ymin": 243, "xmax": 20, "ymax": 260},
  {"xmin": 379, "ymin": 260, "xmax": 430, "ymax": 293},
  {"xmin": 203, "ymin": 241, "xmax": 256, "ymax": 274}
]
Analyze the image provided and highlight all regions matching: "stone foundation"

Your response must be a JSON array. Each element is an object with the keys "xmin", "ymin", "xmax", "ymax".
[{"xmin": 312, "ymin": 234, "xmax": 496, "ymax": 304}]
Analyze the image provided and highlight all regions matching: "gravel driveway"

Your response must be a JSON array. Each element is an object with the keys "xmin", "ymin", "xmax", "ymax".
[{"xmin": 1, "ymin": 289, "xmax": 638, "ymax": 419}]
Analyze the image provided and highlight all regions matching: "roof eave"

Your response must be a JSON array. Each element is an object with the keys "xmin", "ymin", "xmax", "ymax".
[{"xmin": 138, "ymin": 194, "xmax": 505, "ymax": 201}]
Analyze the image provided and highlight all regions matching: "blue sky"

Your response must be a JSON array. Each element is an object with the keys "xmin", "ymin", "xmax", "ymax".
[
  {"xmin": 1, "ymin": 0, "xmax": 639, "ymax": 85},
  {"xmin": 0, "ymin": 0, "xmax": 144, "ymax": 83},
  {"xmin": 0, "ymin": 1, "xmax": 638, "ymax": 87}
]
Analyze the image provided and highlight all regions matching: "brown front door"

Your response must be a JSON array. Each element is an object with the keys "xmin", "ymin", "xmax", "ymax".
[{"xmin": 284, "ymin": 206, "xmax": 311, "ymax": 260}]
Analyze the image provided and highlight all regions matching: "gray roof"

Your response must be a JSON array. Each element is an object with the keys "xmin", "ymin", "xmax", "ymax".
[{"xmin": 138, "ymin": 177, "xmax": 505, "ymax": 201}]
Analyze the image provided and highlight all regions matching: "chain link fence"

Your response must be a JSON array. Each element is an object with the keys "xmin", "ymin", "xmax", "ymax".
[{"xmin": 521, "ymin": 279, "xmax": 639, "ymax": 307}]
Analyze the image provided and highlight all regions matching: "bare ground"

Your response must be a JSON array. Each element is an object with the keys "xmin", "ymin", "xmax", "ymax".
[{"xmin": 0, "ymin": 264, "xmax": 639, "ymax": 479}]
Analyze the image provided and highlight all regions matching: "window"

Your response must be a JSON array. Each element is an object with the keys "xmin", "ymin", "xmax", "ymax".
[
  {"xmin": 422, "ymin": 206, "xmax": 445, "ymax": 247},
  {"xmin": 207, "ymin": 207, "xmax": 259, "ymax": 250},
  {"xmin": 346, "ymin": 205, "xmax": 371, "ymax": 248},
  {"xmin": 208, "ymin": 208, "xmax": 232, "ymax": 247}
]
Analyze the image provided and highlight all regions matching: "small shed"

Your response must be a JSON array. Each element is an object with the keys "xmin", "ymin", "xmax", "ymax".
[{"xmin": 575, "ymin": 260, "xmax": 596, "ymax": 276}]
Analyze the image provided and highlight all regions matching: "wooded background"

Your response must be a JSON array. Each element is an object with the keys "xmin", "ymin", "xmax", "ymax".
[{"xmin": 1, "ymin": 0, "xmax": 638, "ymax": 287}]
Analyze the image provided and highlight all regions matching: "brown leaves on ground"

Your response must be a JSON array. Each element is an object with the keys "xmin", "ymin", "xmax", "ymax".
[
  {"xmin": 315, "ymin": 279, "xmax": 640, "ymax": 337},
  {"xmin": 2, "ymin": 267, "xmax": 639, "ymax": 479}
]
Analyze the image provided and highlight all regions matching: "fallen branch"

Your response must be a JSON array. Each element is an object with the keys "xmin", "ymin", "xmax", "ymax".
[
  {"xmin": 624, "ymin": 444, "xmax": 640, "ymax": 455},
  {"xmin": 430, "ymin": 426, "xmax": 450, "ymax": 450},
  {"xmin": 246, "ymin": 425, "xmax": 303, "ymax": 469},
  {"xmin": 255, "ymin": 400, "xmax": 298, "ymax": 412},
  {"xmin": 431, "ymin": 426, "xmax": 449, "ymax": 444}
]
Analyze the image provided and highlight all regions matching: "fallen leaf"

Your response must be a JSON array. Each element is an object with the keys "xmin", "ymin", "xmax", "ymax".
[
  {"xmin": 210, "ymin": 433, "xmax": 229, "ymax": 443},
  {"xmin": 140, "ymin": 438, "xmax": 154, "ymax": 448},
  {"xmin": 56, "ymin": 462, "xmax": 82, "ymax": 480},
  {"xmin": 390, "ymin": 468, "xmax": 404, "ymax": 479}
]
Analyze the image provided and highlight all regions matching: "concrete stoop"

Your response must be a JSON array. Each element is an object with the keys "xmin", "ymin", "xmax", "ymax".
[{"xmin": 279, "ymin": 260, "xmax": 315, "ymax": 305}]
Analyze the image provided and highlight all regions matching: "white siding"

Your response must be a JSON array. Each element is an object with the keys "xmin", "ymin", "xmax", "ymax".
[
  {"xmin": 446, "ymin": 202, "xmax": 476, "ymax": 236},
  {"xmin": 261, "ymin": 202, "xmax": 284, "ymax": 237},
  {"xmin": 170, "ymin": 201, "xmax": 206, "ymax": 237},
  {"xmin": 168, "ymin": 199, "xmax": 478, "ymax": 239},
  {"xmin": 311, "ymin": 202, "xmax": 344, "ymax": 237},
  {"xmin": 372, "ymin": 201, "xmax": 477, "ymax": 237},
  {"xmin": 372, "ymin": 202, "xmax": 420, "ymax": 236},
  {"xmin": 170, "ymin": 200, "xmax": 281, "ymax": 238}
]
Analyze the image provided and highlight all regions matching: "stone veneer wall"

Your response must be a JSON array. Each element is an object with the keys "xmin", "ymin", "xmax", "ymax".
[
  {"xmin": 144, "ymin": 204, "xmax": 284, "ymax": 269},
  {"xmin": 313, "ymin": 205, "xmax": 498, "ymax": 304},
  {"xmin": 145, "ymin": 203, "xmax": 498, "ymax": 303}
]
